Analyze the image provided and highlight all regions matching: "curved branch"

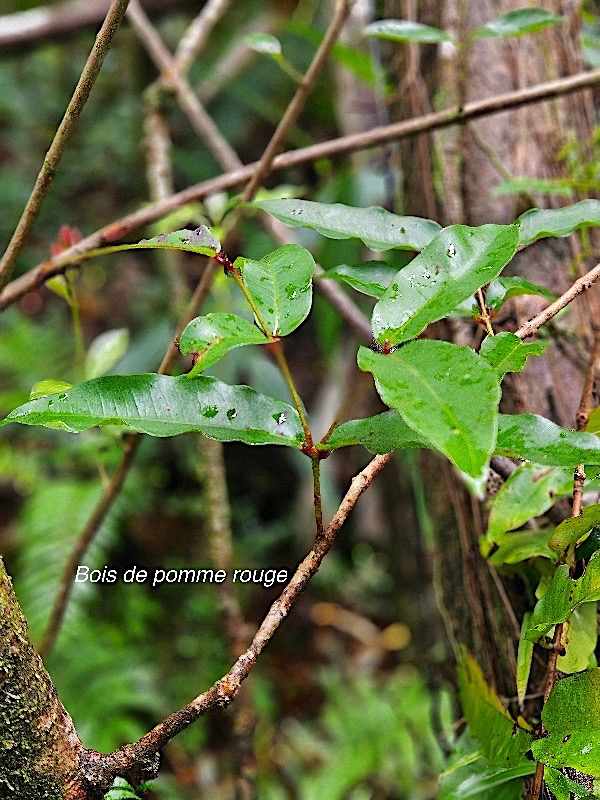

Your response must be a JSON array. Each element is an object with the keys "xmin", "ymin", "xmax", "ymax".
[
  {"xmin": 515, "ymin": 263, "xmax": 600, "ymax": 340},
  {"xmin": 78, "ymin": 452, "xmax": 392, "ymax": 792},
  {"xmin": 0, "ymin": 0, "xmax": 131, "ymax": 289},
  {"xmin": 1, "ymin": 67, "xmax": 598, "ymax": 311}
]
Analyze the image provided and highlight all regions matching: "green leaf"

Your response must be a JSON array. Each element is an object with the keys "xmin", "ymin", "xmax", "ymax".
[
  {"xmin": 179, "ymin": 313, "xmax": 269, "ymax": 374},
  {"xmin": 472, "ymin": 9, "xmax": 563, "ymax": 39},
  {"xmin": 438, "ymin": 730, "xmax": 532, "ymax": 800},
  {"xmin": 85, "ymin": 328, "xmax": 129, "ymax": 380},
  {"xmin": 549, "ymin": 504, "xmax": 600, "ymax": 556},
  {"xmin": 544, "ymin": 767, "xmax": 596, "ymax": 800},
  {"xmin": 516, "ymin": 612, "xmax": 534, "ymax": 706},
  {"xmin": 518, "ymin": 200, "xmax": 600, "ymax": 246},
  {"xmin": 323, "ymin": 261, "xmax": 398, "ymax": 298},
  {"xmin": 557, "ymin": 602, "xmax": 598, "ymax": 674},
  {"xmin": 480, "ymin": 332, "xmax": 547, "ymax": 378},
  {"xmin": 585, "ymin": 407, "xmax": 600, "ymax": 436},
  {"xmin": 137, "ymin": 226, "xmax": 220, "ymax": 254},
  {"xmin": 358, "ymin": 341, "xmax": 501, "ymax": 487},
  {"xmin": 488, "ymin": 529, "xmax": 557, "ymax": 566},
  {"xmin": 364, "ymin": 19, "xmax": 453, "ymax": 44},
  {"xmin": 324, "ymin": 410, "xmax": 430, "ymax": 454},
  {"xmin": 485, "ymin": 277, "xmax": 555, "ymax": 312},
  {"xmin": 252, "ymin": 199, "xmax": 441, "ymax": 251},
  {"xmin": 496, "ymin": 414, "xmax": 600, "ymax": 466},
  {"xmin": 532, "ymin": 669, "xmax": 600, "ymax": 776},
  {"xmin": 372, "ymin": 224, "xmax": 519, "ymax": 346},
  {"xmin": 454, "ymin": 277, "xmax": 555, "ymax": 317},
  {"xmin": 526, "ymin": 551, "xmax": 600, "ymax": 641},
  {"xmin": 29, "ymin": 379, "xmax": 74, "ymax": 400},
  {"xmin": 484, "ymin": 462, "xmax": 570, "ymax": 546},
  {"xmin": 245, "ymin": 32, "xmax": 282, "ymax": 57},
  {"xmin": 1, "ymin": 374, "xmax": 304, "ymax": 447},
  {"xmin": 440, "ymin": 761, "xmax": 532, "ymax": 799},
  {"xmin": 458, "ymin": 649, "xmax": 531, "ymax": 767},
  {"xmin": 239, "ymin": 244, "xmax": 314, "ymax": 337}
]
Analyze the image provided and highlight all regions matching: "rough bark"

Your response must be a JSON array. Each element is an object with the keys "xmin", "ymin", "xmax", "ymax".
[
  {"xmin": 397, "ymin": 0, "xmax": 598, "ymax": 698},
  {"xmin": 0, "ymin": 558, "xmax": 86, "ymax": 799}
]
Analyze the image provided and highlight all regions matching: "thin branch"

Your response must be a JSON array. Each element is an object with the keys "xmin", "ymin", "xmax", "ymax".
[
  {"xmin": 79, "ymin": 452, "xmax": 393, "ymax": 792},
  {"xmin": 529, "ymin": 323, "xmax": 600, "ymax": 800},
  {"xmin": 39, "ymin": 434, "xmax": 141, "ymax": 658},
  {"xmin": 173, "ymin": 0, "xmax": 233, "ymax": 76},
  {"xmin": 0, "ymin": 0, "xmax": 184, "ymax": 50},
  {"xmin": 39, "ymin": 259, "xmax": 219, "ymax": 658},
  {"xmin": 0, "ymin": 0, "xmax": 131, "ymax": 290},
  {"xmin": 515, "ymin": 263, "xmax": 600, "ymax": 340},
  {"xmin": 241, "ymin": 0, "xmax": 352, "ymax": 202},
  {"xmin": 127, "ymin": 0, "xmax": 241, "ymax": 172},
  {"xmin": 3, "ymin": 68, "xmax": 600, "ymax": 310}
]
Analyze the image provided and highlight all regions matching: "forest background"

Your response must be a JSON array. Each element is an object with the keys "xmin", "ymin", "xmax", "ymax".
[{"xmin": 1, "ymin": 1, "xmax": 600, "ymax": 799}]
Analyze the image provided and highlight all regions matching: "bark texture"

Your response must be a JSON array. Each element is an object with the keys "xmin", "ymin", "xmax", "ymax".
[
  {"xmin": 395, "ymin": 0, "xmax": 598, "ymax": 698},
  {"xmin": 0, "ymin": 558, "xmax": 86, "ymax": 799}
]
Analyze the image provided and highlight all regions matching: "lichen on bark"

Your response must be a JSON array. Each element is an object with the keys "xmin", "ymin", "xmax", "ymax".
[{"xmin": 0, "ymin": 557, "xmax": 83, "ymax": 799}]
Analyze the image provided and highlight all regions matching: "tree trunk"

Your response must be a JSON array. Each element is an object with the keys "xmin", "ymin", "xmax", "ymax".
[
  {"xmin": 393, "ymin": 0, "xmax": 597, "ymax": 697},
  {"xmin": 0, "ymin": 558, "xmax": 87, "ymax": 799}
]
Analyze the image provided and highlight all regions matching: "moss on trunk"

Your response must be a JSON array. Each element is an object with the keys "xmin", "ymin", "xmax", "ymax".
[{"xmin": 0, "ymin": 557, "xmax": 84, "ymax": 799}]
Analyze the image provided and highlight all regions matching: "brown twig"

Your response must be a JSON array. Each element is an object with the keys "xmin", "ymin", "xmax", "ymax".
[
  {"xmin": 529, "ymin": 325, "xmax": 600, "ymax": 800},
  {"xmin": 39, "ymin": 434, "xmax": 141, "ymax": 658},
  {"xmin": 0, "ymin": 0, "xmax": 131, "ymax": 290},
  {"xmin": 173, "ymin": 0, "xmax": 233, "ymax": 75},
  {"xmin": 515, "ymin": 263, "xmax": 600, "ymax": 340},
  {"xmin": 241, "ymin": 0, "xmax": 351, "ymax": 202},
  {"xmin": 127, "ymin": 0, "xmax": 241, "ymax": 172},
  {"xmin": 3, "ymin": 68, "xmax": 600, "ymax": 310},
  {"xmin": 78, "ymin": 452, "xmax": 393, "ymax": 793},
  {"xmin": 0, "ymin": 0, "xmax": 185, "ymax": 50}
]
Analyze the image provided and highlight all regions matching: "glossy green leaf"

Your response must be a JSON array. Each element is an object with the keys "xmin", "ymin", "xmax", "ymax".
[
  {"xmin": 179, "ymin": 313, "xmax": 269, "ymax": 375},
  {"xmin": 485, "ymin": 277, "xmax": 555, "ymax": 311},
  {"xmin": 485, "ymin": 462, "xmax": 569, "ymax": 545},
  {"xmin": 90, "ymin": 227, "xmax": 221, "ymax": 262},
  {"xmin": 85, "ymin": 328, "xmax": 129, "ymax": 380},
  {"xmin": 496, "ymin": 414, "xmax": 600, "ymax": 466},
  {"xmin": 324, "ymin": 410, "xmax": 430, "ymax": 454},
  {"xmin": 576, "ymin": 527, "xmax": 600, "ymax": 562},
  {"xmin": 252, "ymin": 199, "xmax": 441, "ymax": 251},
  {"xmin": 543, "ymin": 767, "xmax": 596, "ymax": 800},
  {"xmin": 518, "ymin": 200, "xmax": 600, "ymax": 246},
  {"xmin": 245, "ymin": 33, "xmax": 282, "ymax": 57},
  {"xmin": 358, "ymin": 341, "xmax": 501, "ymax": 487},
  {"xmin": 458, "ymin": 649, "xmax": 531, "ymax": 767},
  {"xmin": 239, "ymin": 244, "xmax": 314, "ymax": 337},
  {"xmin": 549, "ymin": 504, "xmax": 600, "ymax": 556},
  {"xmin": 323, "ymin": 262, "xmax": 398, "ymax": 298},
  {"xmin": 364, "ymin": 19, "xmax": 453, "ymax": 44},
  {"xmin": 1, "ymin": 374, "xmax": 304, "ymax": 447},
  {"xmin": 488, "ymin": 529, "xmax": 557, "ymax": 566},
  {"xmin": 532, "ymin": 669, "xmax": 600, "ymax": 776},
  {"xmin": 516, "ymin": 612, "xmax": 533, "ymax": 706},
  {"xmin": 137, "ymin": 226, "xmax": 220, "ymax": 254},
  {"xmin": 438, "ymin": 730, "xmax": 531, "ymax": 800},
  {"xmin": 480, "ymin": 332, "xmax": 546, "ymax": 378},
  {"xmin": 454, "ymin": 277, "xmax": 554, "ymax": 316},
  {"xmin": 372, "ymin": 224, "xmax": 519, "ymax": 346},
  {"xmin": 29, "ymin": 379, "xmax": 74, "ymax": 400},
  {"xmin": 472, "ymin": 9, "xmax": 563, "ymax": 39},
  {"xmin": 526, "ymin": 551, "xmax": 600, "ymax": 641},
  {"xmin": 557, "ymin": 602, "xmax": 598, "ymax": 674}
]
